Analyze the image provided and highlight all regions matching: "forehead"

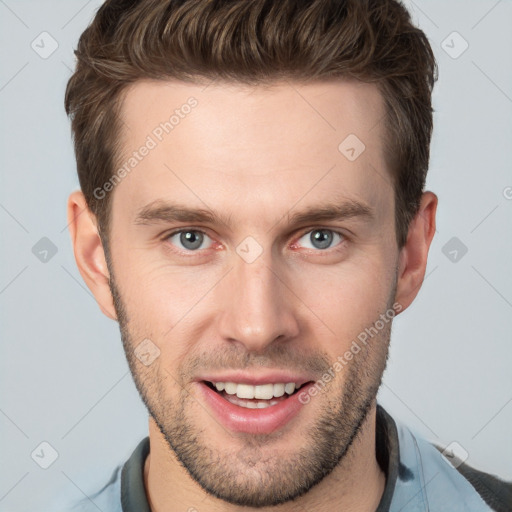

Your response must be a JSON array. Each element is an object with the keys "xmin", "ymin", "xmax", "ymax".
[{"xmin": 114, "ymin": 78, "xmax": 392, "ymax": 225}]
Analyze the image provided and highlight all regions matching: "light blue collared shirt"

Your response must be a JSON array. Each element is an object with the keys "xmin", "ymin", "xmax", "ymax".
[{"xmin": 56, "ymin": 405, "xmax": 505, "ymax": 511}]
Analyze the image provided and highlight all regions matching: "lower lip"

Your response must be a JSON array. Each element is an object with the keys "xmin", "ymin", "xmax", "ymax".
[{"xmin": 196, "ymin": 381, "xmax": 314, "ymax": 435}]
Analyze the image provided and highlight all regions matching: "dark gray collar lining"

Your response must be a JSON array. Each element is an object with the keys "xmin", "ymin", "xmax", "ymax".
[
  {"xmin": 121, "ymin": 436, "xmax": 151, "ymax": 512},
  {"xmin": 375, "ymin": 404, "xmax": 399, "ymax": 511}
]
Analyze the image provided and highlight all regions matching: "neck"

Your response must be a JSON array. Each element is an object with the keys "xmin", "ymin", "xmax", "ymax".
[{"xmin": 144, "ymin": 405, "xmax": 385, "ymax": 512}]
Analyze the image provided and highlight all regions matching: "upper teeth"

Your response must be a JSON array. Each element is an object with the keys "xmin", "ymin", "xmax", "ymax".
[{"xmin": 213, "ymin": 382, "xmax": 298, "ymax": 399}]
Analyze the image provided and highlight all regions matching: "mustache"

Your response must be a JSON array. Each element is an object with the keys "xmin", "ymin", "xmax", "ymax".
[{"xmin": 181, "ymin": 344, "xmax": 332, "ymax": 380}]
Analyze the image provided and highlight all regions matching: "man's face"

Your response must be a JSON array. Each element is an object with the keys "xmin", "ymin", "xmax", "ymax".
[{"xmin": 107, "ymin": 79, "xmax": 400, "ymax": 506}]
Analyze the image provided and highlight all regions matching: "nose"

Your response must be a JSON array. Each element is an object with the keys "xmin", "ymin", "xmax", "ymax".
[{"xmin": 216, "ymin": 252, "xmax": 300, "ymax": 353}]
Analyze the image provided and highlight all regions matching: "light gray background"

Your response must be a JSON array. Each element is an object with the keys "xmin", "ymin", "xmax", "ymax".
[{"xmin": 1, "ymin": 0, "xmax": 511, "ymax": 510}]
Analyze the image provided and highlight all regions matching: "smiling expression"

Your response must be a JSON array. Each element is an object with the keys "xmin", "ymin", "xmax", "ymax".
[{"xmin": 97, "ymin": 78, "xmax": 403, "ymax": 507}]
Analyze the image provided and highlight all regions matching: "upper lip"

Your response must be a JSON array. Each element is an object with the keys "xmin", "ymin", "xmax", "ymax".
[{"xmin": 196, "ymin": 372, "xmax": 315, "ymax": 387}]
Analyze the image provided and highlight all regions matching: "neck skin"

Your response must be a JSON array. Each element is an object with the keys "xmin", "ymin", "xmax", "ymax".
[{"xmin": 143, "ymin": 404, "xmax": 386, "ymax": 512}]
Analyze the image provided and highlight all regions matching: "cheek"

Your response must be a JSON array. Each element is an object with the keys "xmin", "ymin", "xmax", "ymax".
[
  {"xmin": 116, "ymin": 253, "xmax": 224, "ymax": 336},
  {"xmin": 115, "ymin": 266, "xmax": 220, "ymax": 386},
  {"xmin": 290, "ymin": 255, "xmax": 395, "ymax": 345}
]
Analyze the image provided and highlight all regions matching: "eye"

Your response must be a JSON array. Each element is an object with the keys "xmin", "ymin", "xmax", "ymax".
[
  {"xmin": 296, "ymin": 229, "xmax": 344, "ymax": 250},
  {"xmin": 166, "ymin": 229, "xmax": 214, "ymax": 251}
]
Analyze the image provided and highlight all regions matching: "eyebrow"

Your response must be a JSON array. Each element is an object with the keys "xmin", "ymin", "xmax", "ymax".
[{"xmin": 134, "ymin": 198, "xmax": 374, "ymax": 229}]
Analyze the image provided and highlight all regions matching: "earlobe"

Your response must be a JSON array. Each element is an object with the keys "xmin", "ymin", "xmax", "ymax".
[
  {"xmin": 67, "ymin": 190, "xmax": 118, "ymax": 321},
  {"xmin": 394, "ymin": 191, "xmax": 438, "ymax": 312}
]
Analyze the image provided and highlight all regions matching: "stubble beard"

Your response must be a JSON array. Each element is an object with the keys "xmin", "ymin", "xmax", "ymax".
[{"xmin": 108, "ymin": 270, "xmax": 394, "ymax": 507}]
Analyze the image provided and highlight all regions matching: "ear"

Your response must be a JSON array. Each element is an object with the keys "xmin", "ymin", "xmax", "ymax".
[
  {"xmin": 394, "ymin": 191, "xmax": 438, "ymax": 312},
  {"xmin": 67, "ymin": 190, "xmax": 117, "ymax": 321}
]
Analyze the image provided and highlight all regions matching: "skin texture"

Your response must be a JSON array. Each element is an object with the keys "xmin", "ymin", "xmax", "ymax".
[{"xmin": 68, "ymin": 78, "xmax": 437, "ymax": 512}]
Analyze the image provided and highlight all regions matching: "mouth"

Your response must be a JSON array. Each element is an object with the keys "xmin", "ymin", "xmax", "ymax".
[
  {"xmin": 195, "ymin": 373, "xmax": 317, "ymax": 434},
  {"xmin": 202, "ymin": 380, "xmax": 313, "ymax": 409}
]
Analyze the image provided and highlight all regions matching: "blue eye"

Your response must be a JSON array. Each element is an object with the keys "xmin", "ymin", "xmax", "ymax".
[
  {"xmin": 297, "ymin": 229, "xmax": 343, "ymax": 250},
  {"xmin": 167, "ymin": 230, "xmax": 213, "ymax": 251},
  {"xmin": 165, "ymin": 228, "xmax": 344, "ymax": 253}
]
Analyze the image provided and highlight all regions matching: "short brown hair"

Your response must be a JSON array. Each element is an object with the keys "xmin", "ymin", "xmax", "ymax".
[{"xmin": 65, "ymin": 0, "xmax": 437, "ymax": 248}]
